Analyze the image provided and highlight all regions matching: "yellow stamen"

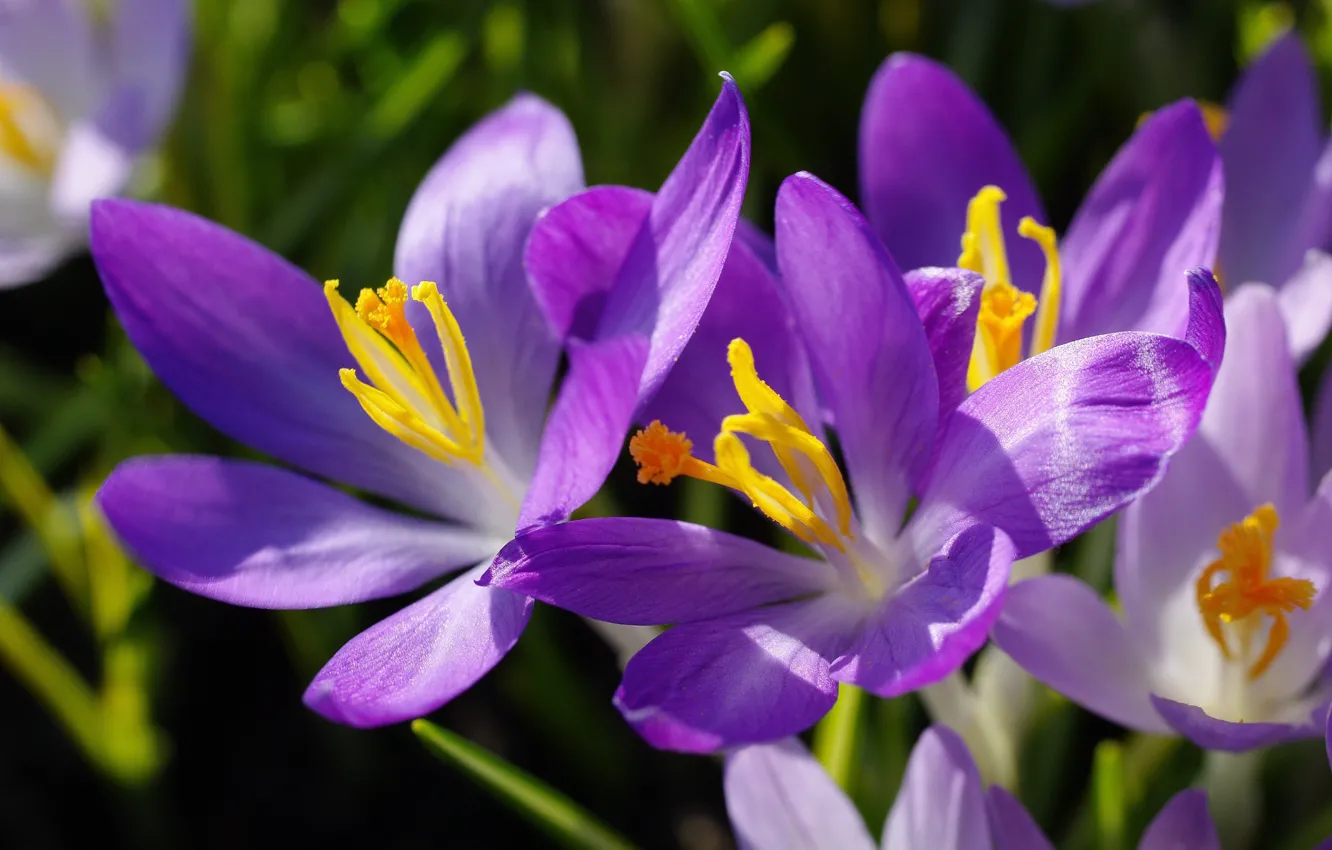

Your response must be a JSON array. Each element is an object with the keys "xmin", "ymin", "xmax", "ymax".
[
  {"xmin": 1020, "ymin": 217, "xmax": 1061, "ymax": 356},
  {"xmin": 0, "ymin": 82, "xmax": 58, "ymax": 176},
  {"xmin": 626, "ymin": 338, "xmax": 856, "ymax": 552},
  {"xmin": 1195, "ymin": 504, "xmax": 1316, "ymax": 680},
  {"xmin": 326, "ymin": 279, "xmax": 485, "ymax": 467},
  {"xmin": 959, "ymin": 186, "xmax": 1063, "ymax": 390}
]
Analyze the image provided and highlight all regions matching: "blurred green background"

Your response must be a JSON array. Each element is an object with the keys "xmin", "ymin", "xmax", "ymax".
[{"xmin": 4, "ymin": 0, "xmax": 1332, "ymax": 847}]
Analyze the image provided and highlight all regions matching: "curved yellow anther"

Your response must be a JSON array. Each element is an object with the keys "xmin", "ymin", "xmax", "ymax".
[
  {"xmin": 958, "ymin": 185, "xmax": 1011, "ymax": 286},
  {"xmin": 1195, "ymin": 504, "xmax": 1316, "ymax": 679},
  {"xmin": 627, "ymin": 339, "xmax": 858, "ymax": 553},
  {"xmin": 1020, "ymin": 217, "xmax": 1061, "ymax": 356},
  {"xmin": 326, "ymin": 279, "xmax": 485, "ymax": 467}
]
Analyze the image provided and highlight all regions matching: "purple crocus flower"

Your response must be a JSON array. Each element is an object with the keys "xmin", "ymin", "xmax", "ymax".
[
  {"xmin": 994, "ymin": 284, "xmax": 1332, "ymax": 751},
  {"xmin": 483, "ymin": 169, "xmax": 1224, "ymax": 752},
  {"xmin": 93, "ymin": 79, "xmax": 751, "ymax": 727},
  {"xmin": 1215, "ymin": 32, "xmax": 1332, "ymax": 360},
  {"xmin": 725, "ymin": 726, "xmax": 1222, "ymax": 850},
  {"xmin": 0, "ymin": 0, "xmax": 189, "ymax": 286},
  {"xmin": 859, "ymin": 52, "xmax": 1221, "ymax": 389}
]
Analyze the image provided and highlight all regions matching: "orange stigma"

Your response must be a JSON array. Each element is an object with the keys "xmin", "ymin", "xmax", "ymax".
[
  {"xmin": 1195, "ymin": 504, "xmax": 1316, "ymax": 679},
  {"xmin": 630, "ymin": 422, "xmax": 694, "ymax": 485},
  {"xmin": 355, "ymin": 278, "xmax": 413, "ymax": 347}
]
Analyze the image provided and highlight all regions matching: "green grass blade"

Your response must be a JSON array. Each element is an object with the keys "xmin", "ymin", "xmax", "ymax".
[{"xmin": 412, "ymin": 719, "xmax": 638, "ymax": 850}]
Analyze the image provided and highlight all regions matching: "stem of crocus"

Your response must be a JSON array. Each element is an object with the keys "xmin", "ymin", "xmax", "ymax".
[
  {"xmin": 0, "ymin": 423, "xmax": 85, "ymax": 611},
  {"xmin": 1202, "ymin": 749, "xmax": 1262, "ymax": 850},
  {"xmin": 1092, "ymin": 740, "xmax": 1126, "ymax": 850},
  {"xmin": 812, "ymin": 683, "xmax": 865, "ymax": 793}
]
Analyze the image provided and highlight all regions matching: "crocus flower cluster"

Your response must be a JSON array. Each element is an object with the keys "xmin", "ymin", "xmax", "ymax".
[
  {"xmin": 725, "ymin": 726, "xmax": 1224, "ymax": 849},
  {"xmin": 0, "ymin": 0, "xmax": 189, "ymax": 286},
  {"xmin": 486, "ymin": 167, "xmax": 1224, "ymax": 752},
  {"xmin": 97, "ymin": 77, "xmax": 751, "ymax": 726}
]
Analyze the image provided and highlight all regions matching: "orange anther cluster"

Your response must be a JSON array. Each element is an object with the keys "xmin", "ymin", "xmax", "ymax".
[{"xmin": 629, "ymin": 422, "xmax": 694, "ymax": 485}]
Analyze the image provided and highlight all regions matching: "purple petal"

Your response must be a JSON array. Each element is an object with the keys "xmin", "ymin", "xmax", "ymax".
[
  {"xmin": 613, "ymin": 597, "xmax": 852, "ymax": 753},
  {"xmin": 882, "ymin": 725, "xmax": 991, "ymax": 850},
  {"xmin": 1314, "ymin": 357, "xmax": 1332, "ymax": 484},
  {"xmin": 723, "ymin": 739, "xmax": 876, "ymax": 850},
  {"xmin": 1276, "ymin": 250, "xmax": 1332, "ymax": 363},
  {"xmin": 991, "ymin": 575, "xmax": 1168, "ymax": 733},
  {"xmin": 395, "ymin": 94, "xmax": 584, "ymax": 477},
  {"xmin": 643, "ymin": 221, "xmax": 808, "ymax": 473},
  {"xmin": 1220, "ymin": 33, "xmax": 1322, "ymax": 288},
  {"xmin": 0, "ymin": 0, "xmax": 97, "ymax": 120},
  {"xmin": 1060, "ymin": 101, "xmax": 1223, "ymax": 341},
  {"xmin": 594, "ymin": 73, "xmax": 751, "ymax": 407},
  {"xmin": 1112, "ymin": 285, "xmax": 1296, "ymax": 653},
  {"xmin": 303, "ymin": 564, "xmax": 533, "ymax": 727},
  {"xmin": 830, "ymin": 524, "xmax": 1013, "ymax": 699},
  {"xmin": 98, "ymin": 456, "xmax": 500, "ymax": 609},
  {"xmin": 986, "ymin": 788, "xmax": 1054, "ymax": 850},
  {"xmin": 1325, "ymin": 704, "xmax": 1331, "ymax": 773},
  {"xmin": 910, "ymin": 270, "xmax": 1221, "ymax": 559},
  {"xmin": 1137, "ymin": 790, "xmax": 1219, "ymax": 850},
  {"xmin": 516, "ymin": 334, "xmax": 647, "ymax": 529},
  {"xmin": 859, "ymin": 53, "xmax": 1046, "ymax": 287},
  {"xmin": 525, "ymin": 185, "xmax": 652, "ymax": 341},
  {"xmin": 91, "ymin": 200, "xmax": 491, "ymax": 524},
  {"xmin": 905, "ymin": 266, "xmax": 985, "ymax": 428},
  {"xmin": 485, "ymin": 517, "xmax": 836, "ymax": 624},
  {"xmin": 775, "ymin": 172, "xmax": 939, "ymax": 541},
  {"xmin": 1150, "ymin": 696, "xmax": 1318, "ymax": 751}
]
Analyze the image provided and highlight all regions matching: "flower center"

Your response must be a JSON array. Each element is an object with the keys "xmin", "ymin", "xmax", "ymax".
[
  {"xmin": 0, "ymin": 80, "xmax": 59, "ymax": 177},
  {"xmin": 1194, "ymin": 504, "xmax": 1316, "ymax": 680},
  {"xmin": 630, "ymin": 338, "xmax": 858, "ymax": 555},
  {"xmin": 957, "ymin": 185, "xmax": 1062, "ymax": 390},
  {"xmin": 326, "ymin": 278, "xmax": 488, "ymax": 469}
]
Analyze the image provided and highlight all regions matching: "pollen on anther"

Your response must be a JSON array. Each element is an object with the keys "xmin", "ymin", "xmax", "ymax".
[{"xmin": 629, "ymin": 421, "xmax": 693, "ymax": 485}]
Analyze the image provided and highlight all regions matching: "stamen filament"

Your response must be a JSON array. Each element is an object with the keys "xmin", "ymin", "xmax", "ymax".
[{"xmin": 1020, "ymin": 217, "xmax": 1061, "ymax": 357}]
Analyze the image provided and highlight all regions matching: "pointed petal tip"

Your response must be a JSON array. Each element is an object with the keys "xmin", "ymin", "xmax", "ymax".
[{"xmin": 1185, "ymin": 266, "xmax": 1226, "ymax": 374}]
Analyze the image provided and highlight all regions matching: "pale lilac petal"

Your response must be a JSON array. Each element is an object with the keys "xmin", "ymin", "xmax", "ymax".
[
  {"xmin": 830, "ymin": 525, "xmax": 1013, "ymax": 698},
  {"xmin": 1150, "ymin": 696, "xmax": 1318, "ymax": 751},
  {"xmin": 102, "ymin": 0, "xmax": 190, "ymax": 150},
  {"xmin": 0, "ymin": 231, "xmax": 73, "ymax": 288},
  {"xmin": 98, "ymin": 456, "xmax": 500, "ymax": 608},
  {"xmin": 1220, "ymin": 33, "xmax": 1322, "ymax": 288},
  {"xmin": 905, "ymin": 267, "xmax": 985, "ymax": 428},
  {"xmin": 986, "ymin": 788, "xmax": 1054, "ymax": 850},
  {"xmin": 882, "ymin": 726, "xmax": 991, "ymax": 850},
  {"xmin": 1276, "ymin": 250, "xmax": 1332, "ymax": 363},
  {"xmin": 724, "ymin": 739, "xmax": 876, "ymax": 850},
  {"xmin": 0, "ymin": 0, "xmax": 97, "ymax": 120},
  {"xmin": 1116, "ymin": 284, "xmax": 1306, "ymax": 649},
  {"xmin": 395, "ymin": 94, "xmax": 584, "ymax": 477},
  {"xmin": 92, "ymin": 200, "xmax": 496, "ymax": 524},
  {"xmin": 484, "ymin": 517, "xmax": 836, "ymax": 625},
  {"xmin": 1060, "ymin": 101, "xmax": 1223, "ymax": 341},
  {"xmin": 525, "ymin": 185, "xmax": 652, "ymax": 341},
  {"xmin": 303, "ymin": 564, "xmax": 533, "ymax": 727},
  {"xmin": 859, "ymin": 53, "xmax": 1045, "ymax": 287},
  {"xmin": 1137, "ymin": 790, "xmax": 1219, "ymax": 850},
  {"xmin": 516, "ymin": 334, "xmax": 647, "ymax": 529},
  {"xmin": 991, "ymin": 575, "xmax": 1168, "ymax": 733},
  {"xmin": 644, "ymin": 222, "xmax": 807, "ymax": 474},
  {"xmin": 49, "ymin": 121, "xmax": 134, "ymax": 223},
  {"xmin": 775, "ymin": 172, "xmax": 938, "ymax": 541},
  {"xmin": 613, "ymin": 597, "xmax": 851, "ymax": 753},
  {"xmin": 594, "ymin": 73, "xmax": 751, "ymax": 406}
]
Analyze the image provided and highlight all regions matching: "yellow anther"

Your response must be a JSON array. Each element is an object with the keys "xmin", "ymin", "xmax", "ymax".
[
  {"xmin": 959, "ymin": 185, "xmax": 1012, "ymax": 287},
  {"xmin": 627, "ymin": 339, "xmax": 856, "ymax": 553},
  {"xmin": 326, "ymin": 279, "xmax": 485, "ymax": 467},
  {"xmin": 0, "ymin": 82, "xmax": 58, "ymax": 176},
  {"xmin": 1019, "ymin": 217, "xmax": 1061, "ymax": 356},
  {"xmin": 968, "ymin": 281, "xmax": 1037, "ymax": 391},
  {"xmin": 959, "ymin": 186, "xmax": 1063, "ymax": 390},
  {"xmin": 1195, "ymin": 504, "xmax": 1316, "ymax": 680}
]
